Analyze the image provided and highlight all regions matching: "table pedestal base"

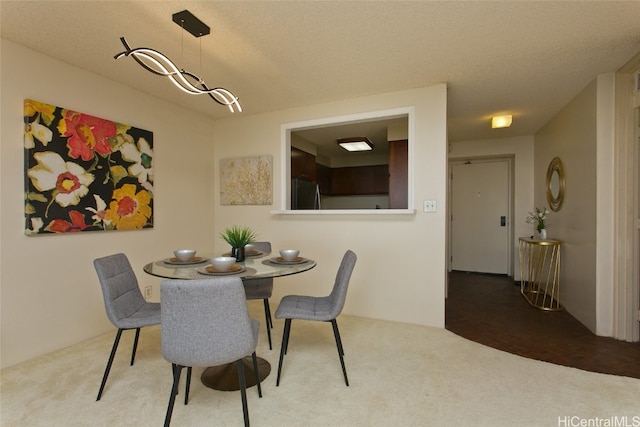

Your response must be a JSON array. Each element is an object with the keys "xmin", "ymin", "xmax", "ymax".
[{"xmin": 201, "ymin": 356, "xmax": 271, "ymax": 391}]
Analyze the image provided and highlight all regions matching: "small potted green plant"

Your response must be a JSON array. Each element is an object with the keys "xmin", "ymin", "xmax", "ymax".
[{"xmin": 219, "ymin": 225, "xmax": 257, "ymax": 261}]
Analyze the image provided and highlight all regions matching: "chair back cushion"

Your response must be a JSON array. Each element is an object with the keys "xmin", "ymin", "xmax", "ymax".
[
  {"xmin": 250, "ymin": 241, "xmax": 271, "ymax": 254},
  {"xmin": 161, "ymin": 277, "xmax": 257, "ymax": 367},
  {"xmin": 93, "ymin": 253, "xmax": 147, "ymax": 328},
  {"xmin": 328, "ymin": 250, "xmax": 357, "ymax": 317}
]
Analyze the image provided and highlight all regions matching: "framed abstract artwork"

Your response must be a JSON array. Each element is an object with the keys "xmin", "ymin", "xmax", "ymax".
[
  {"xmin": 24, "ymin": 99, "xmax": 154, "ymax": 235},
  {"xmin": 220, "ymin": 155, "xmax": 272, "ymax": 205}
]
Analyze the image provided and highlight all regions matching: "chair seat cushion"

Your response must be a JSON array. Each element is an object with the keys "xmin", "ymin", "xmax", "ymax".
[
  {"xmin": 117, "ymin": 302, "xmax": 161, "ymax": 329},
  {"xmin": 274, "ymin": 295, "xmax": 334, "ymax": 321}
]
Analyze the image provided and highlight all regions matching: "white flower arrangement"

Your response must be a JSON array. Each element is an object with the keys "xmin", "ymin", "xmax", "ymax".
[{"xmin": 525, "ymin": 207, "xmax": 549, "ymax": 232}]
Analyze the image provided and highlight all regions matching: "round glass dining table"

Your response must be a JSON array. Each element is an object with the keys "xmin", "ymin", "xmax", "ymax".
[
  {"xmin": 143, "ymin": 251, "xmax": 316, "ymax": 281},
  {"xmin": 143, "ymin": 251, "xmax": 316, "ymax": 391}
]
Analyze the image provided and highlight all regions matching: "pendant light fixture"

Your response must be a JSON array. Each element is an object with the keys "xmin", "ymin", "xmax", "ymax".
[{"xmin": 114, "ymin": 10, "xmax": 241, "ymax": 113}]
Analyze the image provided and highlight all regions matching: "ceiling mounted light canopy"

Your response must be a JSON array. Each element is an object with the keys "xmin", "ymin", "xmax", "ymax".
[
  {"xmin": 491, "ymin": 114, "xmax": 512, "ymax": 129},
  {"xmin": 172, "ymin": 9, "xmax": 210, "ymax": 38},
  {"xmin": 114, "ymin": 10, "xmax": 241, "ymax": 113},
  {"xmin": 337, "ymin": 137, "xmax": 374, "ymax": 152}
]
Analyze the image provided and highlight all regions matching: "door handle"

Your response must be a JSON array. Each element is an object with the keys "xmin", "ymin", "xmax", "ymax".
[{"xmin": 500, "ymin": 216, "xmax": 506, "ymax": 226}]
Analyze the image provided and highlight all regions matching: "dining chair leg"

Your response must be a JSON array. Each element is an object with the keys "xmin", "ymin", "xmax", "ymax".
[
  {"xmin": 96, "ymin": 328, "xmax": 123, "ymax": 401},
  {"xmin": 251, "ymin": 352, "xmax": 262, "ymax": 398},
  {"xmin": 263, "ymin": 299, "xmax": 273, "ymax": 329},
  {"xmin": 185, "ymin": 367, "xmax": 192, "ymax": 405},
  {"xmin": 130, "ymin": 328, "xmax": 141, "ymax": 365},
  {"xmin": 329, "ymin": 319, "xmax": 345, "ymax": 356},
  {"xmin": 236, "ymin": 359, "xmax": 250, "ymax": 427},
  {"xmin": 283, "ymin": 318, "xmax": 292, "ymax": 355},
  {"xmin": 276, "ymin": 318, "xmax": 291, "ymax": 386},
  {"xmin": 331, "ymin": 319, "xmax": 349, "ymax": 386},
  {"xmin": 164, "ymin": 364, "xmax": 183, "ymax": 427},
  {"xmin": 263, "ymin": 299, "xmax": 272, "ymax": 350}
]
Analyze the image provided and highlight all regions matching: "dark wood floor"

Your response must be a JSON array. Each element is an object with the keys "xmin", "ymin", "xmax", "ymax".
[{"xmin": 445, "ymin": 271, "xmax": 640, "ymax": 379}]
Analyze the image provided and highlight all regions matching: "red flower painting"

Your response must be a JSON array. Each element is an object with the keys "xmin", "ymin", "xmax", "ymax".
[
  {"xmin": 24, "ymin": 99, "xmax": 154, "ymax": 235},
  {"xmin": 58, "ymin": 110, "xmax": 116, "ymax": 161}
]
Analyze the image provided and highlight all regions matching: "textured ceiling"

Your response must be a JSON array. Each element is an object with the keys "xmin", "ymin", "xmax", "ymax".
[{"xmin": 1, "ymin": 1, "xmax": 639, "ymax": 142}]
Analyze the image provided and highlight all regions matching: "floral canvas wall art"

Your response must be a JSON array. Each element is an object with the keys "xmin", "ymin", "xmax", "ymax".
[
  {"xmin": 24, "ymin": 99, "xmax": 154, "ymax": 235},
  {"xmin": 220, "ymin": 155, "xmax": 272, "ymax": 205}
]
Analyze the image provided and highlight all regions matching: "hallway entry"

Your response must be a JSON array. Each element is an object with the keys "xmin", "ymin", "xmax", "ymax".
[{"xmin": 449, "ymin": 158, "xmax": 512, "ymax": 275}]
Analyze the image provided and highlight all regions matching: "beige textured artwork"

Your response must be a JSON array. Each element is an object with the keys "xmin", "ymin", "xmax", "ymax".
[{"xmin": 220, "ymin": 155, "xmax": 273, "ymax": 205}]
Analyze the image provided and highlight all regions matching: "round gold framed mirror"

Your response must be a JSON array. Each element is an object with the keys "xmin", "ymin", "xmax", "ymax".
[{"xmin": 546, "ymin": 157, "xmax": 565, "ymax": 212}]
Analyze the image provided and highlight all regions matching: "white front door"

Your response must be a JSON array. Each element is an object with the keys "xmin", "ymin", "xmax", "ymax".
[{"xmin": 450, "ymin": 159, "xmax": 511, "ymax": 275}]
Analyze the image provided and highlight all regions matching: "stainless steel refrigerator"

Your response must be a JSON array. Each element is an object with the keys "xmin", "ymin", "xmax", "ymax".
[{"xmin": 291, "ymin": 178, "xmax": 320, "ymax": 209}]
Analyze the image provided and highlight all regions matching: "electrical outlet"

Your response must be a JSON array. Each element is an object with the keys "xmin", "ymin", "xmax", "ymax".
[
  {"xmin": 144, "ymin": 286, "xmax": 152, "ymax": 300},
  {"xmin": 423, "ymin": 199, "xmax": 437, "ymax": 213}
]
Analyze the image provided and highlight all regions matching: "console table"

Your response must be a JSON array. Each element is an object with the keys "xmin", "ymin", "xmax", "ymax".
[{"xmin": 518, "ymin": 237, "xmax": 563, "ymax": 311}]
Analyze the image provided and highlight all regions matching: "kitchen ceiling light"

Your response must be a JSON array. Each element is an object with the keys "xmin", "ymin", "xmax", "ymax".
[
  {"xmin": 114, "ymin": 10, "xmax": 241, "ymax": 113},
  {"xmin": 337, "ymin": 137, "xmax": 374, "ymax": 152},
  {"xmin": 491, "ymin": 114, "xmax": 512, "ymax": 128}
]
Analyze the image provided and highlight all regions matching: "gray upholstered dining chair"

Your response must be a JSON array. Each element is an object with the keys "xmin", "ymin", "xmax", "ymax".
[
  {"xmin": 93, "ymin": 253, "xmax": 161, "ymax": 401},
  {"xmin": 243, "ymin": 241, "xmax": 274, "ymax": 349},
  {"xmin": 160, "ymin": 277, "xmax": 262, "ymax": 427},
  {"xmin": 274, "ymin": 249, "xmax": 357, "ymax": 386}
]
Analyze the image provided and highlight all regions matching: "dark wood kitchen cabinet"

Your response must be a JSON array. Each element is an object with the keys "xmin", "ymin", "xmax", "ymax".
[
  {"xmin": 316, "ymin": 163, "xmax": 331, "ymax": 195},
  {"xmin": 389, "ymin": 139, "xmax": 408, "ymax": 208},
  {"xmin": 291, "ymin": 147, "xmax": 316, "ymax": 182},
  {"xmin": 329, "ymin": 165, "xmax": 388, "ymax": 195}
]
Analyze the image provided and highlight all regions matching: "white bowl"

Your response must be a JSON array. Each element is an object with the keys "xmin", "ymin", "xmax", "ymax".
[
  {"xmin": 279, "ymin": 249, "xmax": 300, "ymax": 261},
  {"xmin": 210, "ymin": 256, "xmax": 236, "ymax": 272},
  {"xmin": 174, "ymin": 249, "xmax": 196, "ymax": 261}
]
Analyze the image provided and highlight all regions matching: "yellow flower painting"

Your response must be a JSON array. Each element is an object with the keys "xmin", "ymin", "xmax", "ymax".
[{"xmin": 220, "ymin": 155, "xmax": 272, "ymax": 205}]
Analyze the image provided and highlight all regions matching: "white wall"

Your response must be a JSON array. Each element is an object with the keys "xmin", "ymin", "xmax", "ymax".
[
  {"xmin": 0, "ymin": 40, "xmax": 217, "ymax": 368},
  {"xmin": 595, "ymin": 74, "xmax": 616, "ymax": 337},
  {"xmin": 613, "ymin": 56, "xmax": 640, "ymax": 341},
  {"xmin": 212, "ymin": 86, "xmax": 448, "ymax": 327},
  {"xmin": 448, "ymin": 136, "xmax": 535, "ymax": 279},
  {"xmin": 534, "ymin": 77, "xmax": 612, "ymax": 333}
]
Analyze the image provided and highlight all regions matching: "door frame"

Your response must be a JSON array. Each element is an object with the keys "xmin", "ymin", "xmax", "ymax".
[
  {"xmin": 447, "ymin": 156, "xmax": 514, "ymax": 277},
  {"xmin": 614, "ymin": 53, "xmax": 640, "ymax": 342}
]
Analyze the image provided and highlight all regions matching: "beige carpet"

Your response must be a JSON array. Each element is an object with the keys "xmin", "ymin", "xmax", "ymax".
[{"xmin": 2, "ymin": 303, "xmax": 639, "ymax": 426}]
